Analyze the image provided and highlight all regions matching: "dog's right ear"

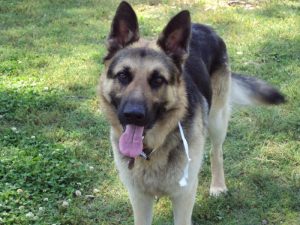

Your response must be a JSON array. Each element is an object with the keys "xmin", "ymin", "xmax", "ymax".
[{"xmin": 104, "ymin": 1, "xmax": 139, "ymax": 61}]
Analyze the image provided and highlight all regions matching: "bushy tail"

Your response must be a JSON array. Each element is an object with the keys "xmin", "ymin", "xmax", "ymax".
[{"xmin": 230, "ymin": 73, "xmax": 285, "ymax": 106}]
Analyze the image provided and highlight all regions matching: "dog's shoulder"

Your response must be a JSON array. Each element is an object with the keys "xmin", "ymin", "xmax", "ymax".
[
  {"xmin": 190, "ymin": 23, "xmax": 228, "ymax": 73},
  {"xmin": 184, "ymin": 23, "xmax": 229, "ymax": 109}
]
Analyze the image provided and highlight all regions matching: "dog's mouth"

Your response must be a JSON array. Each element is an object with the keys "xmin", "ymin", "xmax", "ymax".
[
  {"xmin": 119, "ymin": 124, "xmax": 145, "ymax": 158},
  {"xmin": 117, "ymin": 101, "xmax": 164, "ymax": 158}
]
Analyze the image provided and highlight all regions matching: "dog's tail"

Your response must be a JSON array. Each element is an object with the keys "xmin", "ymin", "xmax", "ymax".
[{"xmin": 230, "ymin": 73, "xmax": 285, "ymax": 106}]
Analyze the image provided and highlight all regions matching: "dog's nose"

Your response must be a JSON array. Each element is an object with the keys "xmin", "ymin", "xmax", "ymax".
[
  {"xmin": 124, "ymin": 104, "xmax": 145, "ymax": 121},
  {"xmin": 122, "ymin": 102, "xmax": 146, "ymax": 125},
  {"xmin": 124, "ymin": 110, "xmax": 145, "ymax": 121}
]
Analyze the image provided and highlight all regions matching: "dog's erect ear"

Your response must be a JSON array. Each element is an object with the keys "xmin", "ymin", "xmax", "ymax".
[
  {"xmin": 104, "ymin": 1, "xmax": 139, "ymax": 61},
  {"xmin": 157, "ymin": 10, "xmax": 191, "ymax": 68}
]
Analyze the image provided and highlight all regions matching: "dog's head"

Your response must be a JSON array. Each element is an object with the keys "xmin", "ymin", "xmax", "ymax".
[{"xmin": 100, "ymin": 1, "xmax": 190, "ymax": 157}]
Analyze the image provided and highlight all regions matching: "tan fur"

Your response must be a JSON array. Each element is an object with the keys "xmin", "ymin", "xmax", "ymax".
[
  {"xmin": 98, "ymin": 75, "xmax": 123, "ymax": 135},
  {"xmin": 208, "ymin": 65, "xmax": 232, "ymax": 196}
]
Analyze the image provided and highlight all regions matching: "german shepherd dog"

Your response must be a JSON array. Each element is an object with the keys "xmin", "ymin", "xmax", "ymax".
[{"xmin": 99, "ymin": 2, "xmax": 285, "ymax": 224}]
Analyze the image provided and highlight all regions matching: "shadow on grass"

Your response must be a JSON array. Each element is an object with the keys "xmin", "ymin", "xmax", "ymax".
[
  {"xmin": 0, "ymin": 85, "xmax": 111, "ymax": 158},
  {"xmin": 58, "ymin": 196, "xmax": 134, "ymax": 225},
  {"xmin": 0, "ymin": 86, "xmax": 117, "ymax": 223},
  {"xmin": 1, "ymin": 0, "xmax": 119, "ymax": 61}
]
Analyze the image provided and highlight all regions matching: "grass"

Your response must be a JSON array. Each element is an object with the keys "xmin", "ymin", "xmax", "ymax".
[{"xmin": 0, "ymin": 0, "xmax": 299, "ymax": 224}]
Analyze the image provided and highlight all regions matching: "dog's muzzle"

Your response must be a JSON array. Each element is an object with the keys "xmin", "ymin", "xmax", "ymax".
[{"xmin": 118, "ymin": 100, "xmax": 148, "ymax": 158}]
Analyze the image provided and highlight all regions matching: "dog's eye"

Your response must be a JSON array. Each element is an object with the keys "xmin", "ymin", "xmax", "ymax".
[
  {"xmin": 149, "ymin": 75, "xmax": 167, "ymax": 89},
  {"xmin": 117, "ymin": 71, "xmax": 132, "ymax": 85},
  {"xmin": 149, "ymin": 71, "xmax": 167, "ymax": 89}
]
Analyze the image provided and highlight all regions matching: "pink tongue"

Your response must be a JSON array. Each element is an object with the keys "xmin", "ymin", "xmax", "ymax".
[{"xmin": 119, "ymin": 125, "xmax": 144, "ymax": 158}]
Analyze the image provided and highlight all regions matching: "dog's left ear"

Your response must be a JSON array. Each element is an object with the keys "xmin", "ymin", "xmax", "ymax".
[
  {"xmin": 157, "ymin": 10, "xmax": 191, "ymax": 68},
  {"xmin": 104, "ymin": 1, "xmax": 139, "ymax": 61}
]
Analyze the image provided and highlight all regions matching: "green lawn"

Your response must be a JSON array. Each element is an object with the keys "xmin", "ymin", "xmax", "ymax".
[{"xmin": 0, "ymin": 0, "xmax": 299, "ymax": 224}]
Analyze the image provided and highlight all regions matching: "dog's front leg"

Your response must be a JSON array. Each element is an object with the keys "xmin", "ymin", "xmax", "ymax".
[
  {"xmin": 128, "ymin": 187, "xmax": 154, "ymax": 225},
  {"xmin": 171, "ymin": 180, "xmax": 198, "ymax": 225}
]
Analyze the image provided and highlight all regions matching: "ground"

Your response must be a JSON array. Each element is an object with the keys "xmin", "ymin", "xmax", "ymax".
[{"xmin": 0, "ymin": 0, "xmax": 299, "ymax": 224}]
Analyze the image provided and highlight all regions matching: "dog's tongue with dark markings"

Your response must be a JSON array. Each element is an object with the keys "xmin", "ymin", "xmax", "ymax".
[{"xmin": 119, "ymin": 125, "xmax": 144, "ymax": 158}]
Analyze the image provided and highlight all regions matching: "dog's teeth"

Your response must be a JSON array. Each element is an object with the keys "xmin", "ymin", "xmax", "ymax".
[{"xmin": 140, "ymin": 152, "xmax": 147, "ymax": 159}]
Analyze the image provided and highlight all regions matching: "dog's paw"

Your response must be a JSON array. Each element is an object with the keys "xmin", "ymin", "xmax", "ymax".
[{"xmin": 209, "ymin": 186, "xmax": 228, "ymax": 197}]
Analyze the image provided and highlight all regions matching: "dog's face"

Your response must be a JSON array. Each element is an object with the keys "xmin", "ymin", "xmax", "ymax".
[{"xmin": 100, "ymin": 2, "xmax": 191, "ymax": 157}]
